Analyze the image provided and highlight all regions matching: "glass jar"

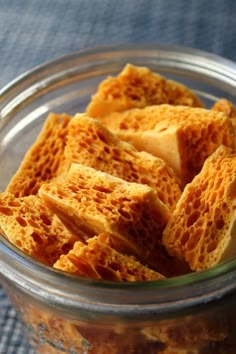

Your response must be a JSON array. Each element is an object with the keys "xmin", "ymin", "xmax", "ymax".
[{"xmin": 0, "ymin": 44, "xmax": 236, "ymax": 354}]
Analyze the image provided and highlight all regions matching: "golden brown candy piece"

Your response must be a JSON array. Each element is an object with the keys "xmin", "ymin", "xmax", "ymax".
[
  {"xmin": 0, "ymin": 192, "xmax": 79, "ymax": 265},
  {"xmin": 98, "ymin": 104, "xmax": 235, "ymax": 186},
  {"xmin": 39, "ymin": 163, "xmax": 188, "ymax": 276},
  {"xmin": 6, "ymin": 112, "xmax": 71, "ymax": 197},
  {"xmin": 86, "ymin": 64, "xmax": 203, "ymax": 118},
  {"xmin": 163, "ymin": 145, "xmax": 236, "ymax": 271},
  {"xmin": 54, "ymin": 233, "xmax": 165, "ymax": 281},
  {"xmin": 64, "ymin": 114, "xmax": 181, "ymax": 211},
  {"xmin": 87, "ymin": 64, "xmax": 203, "ymax": 118},
  {"xmin": 212, "ymin": 98, "xmax": 236, "ymax": 121},
  {"xmin": 212, "ymin": 98, "xmax": 236, "ymax": 134}
]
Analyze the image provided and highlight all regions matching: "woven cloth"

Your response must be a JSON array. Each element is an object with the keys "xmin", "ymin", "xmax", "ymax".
[
  {"xmin": 1, "ymin": 0, "xmax": 236, "ymax": 352},
  {"xmin": 1, "ymin": 0, "xmax": 236, "ymax": 89}
]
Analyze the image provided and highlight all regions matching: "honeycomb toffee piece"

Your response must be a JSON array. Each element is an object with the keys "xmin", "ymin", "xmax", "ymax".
[
  {"xmin": 6, "ymin": 113, "xmax": 71, "ymax": 197},
  {"xmin": 39, "ymin": 163, "xmax": 187, "ymax": 276},
  {"xmin": 54, "ymin": 233, "xmax": 165, "ymax": 281},
  {"xmin": 64, "ymin": 114, "xmax": 181, "ymax": 211},
  {"xmin": 163, "ymin": 145, "xmax": 236, "ymax": 271},
  {"xmin": 99, "ymin": 105, "xmax": 235, "ymax": 186},
  {"xmin": 86, "ymin": 64, "xmax": 203, "ymax": 118},
  {"xmin": 0, "ymin": 192, "xmax": 79, "ymax": 265},
  {"xmin": 212, "ymin": 98, "xmax": 236, "ymax": 130}
]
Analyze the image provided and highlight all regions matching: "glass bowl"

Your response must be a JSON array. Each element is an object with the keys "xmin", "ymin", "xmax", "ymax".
[{"xmin": 0, "ymin": 44, "xmax": 236, "ymax": 354}]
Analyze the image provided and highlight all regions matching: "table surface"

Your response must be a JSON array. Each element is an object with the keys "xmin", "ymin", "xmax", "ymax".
[{"xmin": 1, "ymin": 0, "xmax": 236, "ymax": 352}]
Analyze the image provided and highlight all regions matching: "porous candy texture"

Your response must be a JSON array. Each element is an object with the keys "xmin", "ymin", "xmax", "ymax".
[
  {"xmin": 97, "ymin": 104, "xmax": 235, "ymax": 186},
  {"xmin": 163, "ymin": 146, "xmax": 236, "ymax": 271},
  {"xmin": 1, "ymin": 64, "xmax": 236, "ymax": 354},
  {"xmin": 0, "ymin": 192, "xmax": 79, "ymax": 265},
  {"xmin": 212, "ymin": 98, "xmax": 236, "ymax": 116},
  {"xmin": 64, "ymin": 114, "xmax": 181, "ymax": 211},
  {"xmin": 54, "ymin": 234, "xmax": 165, "ymax": 281},
  {"xmin": 212, "ymin": 98, "xmax": 236, "ymax": 129},
  {"xmin": 2, "ymin": 65, "xmax": 236, "ymax": 281},
  {"xmin": 6, "ymin": 113, "xmax": 71, "ymax": 197},
  {"xmin": 39, "ymin": 163, "xmax": 187, "ymax": 276},
  {"xmin": 86, "ymin": 64, "xmax": 203, "ymax": 118}
]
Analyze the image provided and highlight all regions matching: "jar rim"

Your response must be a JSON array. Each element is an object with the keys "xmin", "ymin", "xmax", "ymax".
[
  {"xmin": 1, "ymin": 233, "xmax": 236, "ymax": 316},
  {"xmin": 2, "ymin": 42, "xmax": 236, "ymax": 97},
  {"xmin": 1, "ymin": 43, "xmax": 236, "ymax": 314}
]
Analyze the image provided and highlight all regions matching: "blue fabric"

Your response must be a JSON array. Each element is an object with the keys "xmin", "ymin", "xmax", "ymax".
[
  {"xmin": 1, "ymin": 0, "xmax": 236, "ymax": 89},
  {"xmin": 1, "ymin": 0, "xmax": 236, "ymax": 352}
]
